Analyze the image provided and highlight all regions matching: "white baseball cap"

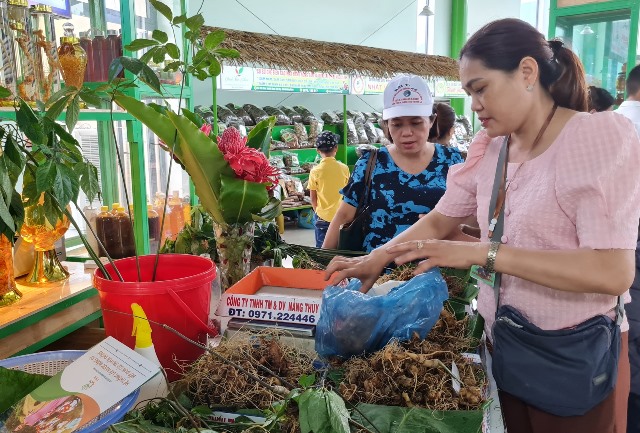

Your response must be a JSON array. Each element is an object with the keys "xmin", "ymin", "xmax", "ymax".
[{"xmin": 382, "ymin": 75, "xmax": 434, "ymax": 120}]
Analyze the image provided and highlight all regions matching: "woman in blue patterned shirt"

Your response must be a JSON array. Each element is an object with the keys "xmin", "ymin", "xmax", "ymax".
[{"xmin": 322, "ymin": 75, "xmax": 464, "ymax": 252}]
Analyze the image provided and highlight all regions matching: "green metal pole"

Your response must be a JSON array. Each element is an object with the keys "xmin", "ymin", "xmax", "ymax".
[
  {"xmin": 450, "ymin": 0, "xmax": 467, "ymax": 116},
  {"xmin": 88, "ymin": 0, "xmax": 107, "ymax": 34},
  {"xmin": 339, "ymin": 94, "xmax": 347, "ymax": 163},
  {"xmin": 212, "ymin": 77, "xmax": 218, "ymax": 135}
]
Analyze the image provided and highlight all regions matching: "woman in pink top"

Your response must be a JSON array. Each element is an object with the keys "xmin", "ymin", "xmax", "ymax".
[{"xmin": 326, "ymin": 18, "xmax": 640, "ymax": 433}]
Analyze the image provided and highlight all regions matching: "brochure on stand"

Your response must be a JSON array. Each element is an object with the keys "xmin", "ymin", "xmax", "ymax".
[{"xmin": 1, "ymin": 337, "xmax": 160, "ymax": 433}]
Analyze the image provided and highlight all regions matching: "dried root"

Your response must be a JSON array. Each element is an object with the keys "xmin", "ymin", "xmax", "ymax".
[
  {"xmin": 338, "ymin": 309, "xmax": 486, "ymax": 411},
  {"xmin": 181, "ymin": 329, "xmax": 314, "ymax": 410}
]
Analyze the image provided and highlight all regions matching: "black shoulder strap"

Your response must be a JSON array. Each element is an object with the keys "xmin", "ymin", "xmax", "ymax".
[{"xmin": 355, "ymin": 149, "xmax": 378, "ymax": 213}]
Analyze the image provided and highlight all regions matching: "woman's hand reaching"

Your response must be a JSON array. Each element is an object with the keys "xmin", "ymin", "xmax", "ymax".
[{"xmin": 386, "ymin": 239, "xmax": 488, "ymax": 274}]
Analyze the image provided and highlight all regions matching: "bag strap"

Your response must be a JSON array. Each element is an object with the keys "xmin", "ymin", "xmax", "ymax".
[
  {"xmin": 487, "ymin": 138, "xmax": 624, "ymax": 324},
  {"xmin": 355, "ymin": 149, "xmax": 378, "ymax": 214}
]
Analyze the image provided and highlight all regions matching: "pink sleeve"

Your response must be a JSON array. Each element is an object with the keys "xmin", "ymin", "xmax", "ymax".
[
  {"xmin": 556, "ymin": 112, "xmax": 640, "ymax": 249},
  {"xmin": 435, "ymin": 129, "xmax": 493, "ymax": 218}
]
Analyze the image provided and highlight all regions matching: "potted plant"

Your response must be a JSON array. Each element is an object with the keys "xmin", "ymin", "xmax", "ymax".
[
  {"xmin": 103, "ymin": 4, "xmax": 281, "ymax": 290},
  {"xmin": 0, "ymin": 86, "xmax": 103, "ymax": 305}
]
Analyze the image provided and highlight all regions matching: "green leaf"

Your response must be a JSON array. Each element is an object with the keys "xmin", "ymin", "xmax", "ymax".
[
  {"xmin": 124, "ymin": 38, "xmax": 159, "ymax": 52},
  {"xmin": 0, "ymin": 85, "xmax": 11, "ymax": 98},
  {"xmin": 215, "ymin": 48, "xmax": 240, "ymax": 58},
  {"xmin": 152, "ymin": 45, "xmax": 167, "ymax": 64},
  {"xmin": 139, "ymin": 64, "xmax": 163, "ymax": 95},
  {"xmin": 36, "ymin": 160, "xmax": 57, "ymax": 195},
  {"xmin": 0, "ymin": 186, "xmax": 15, "ymax": 235},
  {"xmin": 51, "ymin": 121, "xmax": 79, "ymax": 148},
  {"xmin": 65, "ymin": 95, "xmax": 80, "ymax": 132},
  {"xmin": 0, "ymin": 366, "xmax": 50, "ymax": 413},
  {"xmin": 351, "ymin": 403, "xmax": 483, "ymax": 433},
  {"xmin": 185, "ymin": 13, "xmax": 205, "ymax": 31},
  {"xmin": 166, "ymin": 111, "xmax": 229, "ymax": 224},
  {"xmin": 46, "ymin": 86, "xmax": 76, "ymax": 106},
  {"xmin": 152, "ymin": 29, "xmax": 168, "ymax": 44},
  {"xmin": 112, "ymin": 94, "xmax": 176, "ymax": 145},
  {"xmin": 76, "ymin": 161, "xmax": 100, "ymax": 203},
  {"xmin": 165, "ymin": 42, "xmax": 180, "ymax": 59},
  {"xmin": 9, "ymin": 190, "xmax": 24, "ymax": 236},
  {"xmin": 45, "ymin": 94, "xmax": 72, "ymax": 120},
  {"xmin": 78, "ymin": 88, "xmax": 104, "ymax": 107},
  {"xmin": 219, "ymin": 173, "xmax": 269, "ymax": 225},
  {"xmin": 54, "ymin": 163, "xmax": 80, "ymax": 206},
  {"xmin": 298, "ymin": 374, "xmax": 316, "ymax": 388},
  {"xmin": 172, "ymin": 14, "xmax": 187, "ymax": 25},
  {"xmin": 16, "ymin": 100, "xmax": 44, "ymax": 145},
  {"xmin": 164, "ymin": 61, "xmax": 183, "ymax": 72},
  {"xmin": 298, "ymin": 389, "xmax": 350, "ymax": 433},
  {"xmin": 181, "ymin": 108, "xmax": 204, "ymax": 129},
  {"xmin": 205, "ymin": 30, "xmax": 225, "ymax": 50},
  {"xmin": 108, "ymin": 57, "xmax": 125, "ymax": 80},
  {"xmin": 120, "ymin": 57, "xmax": 145, "ymax": 75},
  {"xmin": 21, "ymin": 166, "xmax": 38, "ymax": 207},
  {"xmin": 0, "ymin": 163, "xmax": 12, "ymax": 206},
  {"xmin": 42, "ymin": 193, "xmax": 62, "ymax": 227},
  {"xmin": 150, "ymin": 0, "xmax": 173, "ymax": 22},
  {"xmin": 246, "ymin": 116, "xmax": 276, "ymax": 152},
  {"xmin": 3, "ymin": 135, "xmax": 25, "ymax": 184},
  {"xmin": 139, "ymin": 48, "xmax": 157, "ymax": 65},
  {"xmin": 208, "ymin": 58, "xmax": 221, "ymax": 77},
  {"xmin": 253, "ymin": 196, "xmax": 281, "ymax": 222}
]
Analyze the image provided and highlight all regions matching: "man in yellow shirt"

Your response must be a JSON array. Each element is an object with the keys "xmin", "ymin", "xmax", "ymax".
[{"xmin": 308, "ymin": 131, "xmax": 350, "ymax": 247}]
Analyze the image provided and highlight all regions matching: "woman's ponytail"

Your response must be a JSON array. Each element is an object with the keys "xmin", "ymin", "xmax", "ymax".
[{"xmin": 544, "ymin": 40, "xmax": 588, "ymax": 112}]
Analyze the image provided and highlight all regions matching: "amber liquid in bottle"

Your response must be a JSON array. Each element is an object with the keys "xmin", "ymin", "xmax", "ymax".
[
  {"xmin": 79, "ymin": 32, "xmax": 93, "ymax": 82},
  {"xmin": 115, "ymin": 207, "xmax": 136, "ymax": 258},
  {"xmin": 92, "ymin": 32, "xmax": 106, "ymax": 82},
  {"xmin": 95, "ymin": 205, "xmax": 115, "ymax": 257},
  {"xmin": 148, "ymin": 205, "xmax": 160, "ymax": 254}
]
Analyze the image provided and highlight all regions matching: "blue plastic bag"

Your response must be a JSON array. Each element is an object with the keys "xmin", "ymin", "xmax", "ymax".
[{"xmin": 315, "ymin": 269, "xmax": 449, "ymax": 358}]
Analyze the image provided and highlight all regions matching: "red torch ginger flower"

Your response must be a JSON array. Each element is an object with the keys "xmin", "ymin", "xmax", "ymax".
[
  {"xmin": 217, "ymin": 127, "xmax": 280, "ymax": 188},
  {"xmin": 200, "ymin": 123, "xmax": 212, "ymax": 136}
]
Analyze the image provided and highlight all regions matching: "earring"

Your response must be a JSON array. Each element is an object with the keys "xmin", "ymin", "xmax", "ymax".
[{"xmin": 526, "ymin": 84, "xmax": 534, "ymax": 92}]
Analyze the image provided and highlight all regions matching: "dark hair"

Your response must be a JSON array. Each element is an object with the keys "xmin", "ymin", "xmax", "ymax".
[
  {"xmin": 459, "ymin": 18, "xmax": 588, "ymax": 112},
  {"xmin": 588, "ymin": 86, "xmax": 615, "ymax": 112},
  {"xmin": 428, "ymin": 103, "xmax": 456, "ymax": 142},
  {"xmin": 626, "ymin": 64, "xmax": 640, "ymax": 96}
]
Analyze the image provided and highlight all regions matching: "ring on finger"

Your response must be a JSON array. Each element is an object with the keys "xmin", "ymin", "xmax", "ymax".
[{"xmin": 417, "ymin": 240, "xmax": 424, "ymax": 250}]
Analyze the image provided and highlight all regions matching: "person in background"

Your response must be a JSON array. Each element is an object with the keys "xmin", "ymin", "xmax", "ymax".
[
  {"xmin": 326, "ymin": 18, "xmax": 640, "ymax": 432},
  {"xmin": 428, "ymin": 102, "xmax": 457, "ymax": 147},
  {"xmin": 588, "ymin": 86, "xmax": 615, "ymax": 113},
  {"xmin": 308, "ymin": 131, "xmax": 350, "ymax": 248},
  {"xmin": 615, "ymin": 66, "xmax": 640, "ymax": 433},
  {"xmin": 322, "ymin": 74, "xmax": 464, "ymax": 252},
  {"xmin": 616, "ymin": 64, "xmax": 640, "ymax": 135}
]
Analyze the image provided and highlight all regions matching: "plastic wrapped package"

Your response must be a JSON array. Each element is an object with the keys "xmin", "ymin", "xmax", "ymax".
[
  {"xmin": 372, "ymin": 112, "xmax": 384, "ymax": 123},
  {"xmin": 348, "ymin": 110, "xmax": 366, "ymax": 125},
  {"xmin": 315, "ymin": 269, "xmax": 449, "ymax": 358},
  {"xmin": 339, "ymin": 119, "xmax": 360, "ymax": 145},
  {"xmin": 375, "ymin": 127, "xmax": 385, "ymax": 142},
  {"xmin": 293, "ymin": 105, "xmax": 316, "ymax": 124},
  {"xmin": 282, "ymin": 151, "xmax": 300, "ymax": 168},
  {"xmin": 321, "ymin": 110, "xmax": 340, "ymax": 125},
  {"xmin": 301, "ymin": 162, "xmax": 317, "ymax": 172},
  {"xmin": 270, "ymin": 139, "xmax": 289, "ymax": 151},
  {"xmin": 194, "ymin": 105, "xmax": 215, "ymax": 124},
  {"xmin": 280, "ymin": 106, "xmax": 303, "ymax": 124},
  {"xmin": 355, "ymin": 121, "xmax": 369, "ymax": 144},
  {"xmin": 279, "ymin": 128, "xmax": 299, "ymax": 149},
  {"xmin": 268, "ymin": 155, "xmax": 286, "ymax": 170},
  {"xmin": 308, "ymin": 119, "xmax": 324, "ymax": 147},
  {"xmin": 363, "ymin": 112, "xmax": 374, "ymax": 122},
  {"xmin": 293, "ymin": 122, "xmax": 309, "ymax": 147},
  {"xmin": 217, "ymin": 123, "xmax": 227, "ymax": 135},
  {"xmin": 226, "ymin": 103, "xmax": 254, "ymax": 126},
  {"xmin": 264, "ymin": 106, "xmax": 291, "ymax": 125},
  {"xmin": 364, "ymin": 122, "xmax": 378, "ymax": 144},
  {"xmin": 215, "ymin": 105, "xmax": 241, "ymax": 125},
  {"xmin": 243, "ymin": 104, "xmax": 270, "ymax": 124}
]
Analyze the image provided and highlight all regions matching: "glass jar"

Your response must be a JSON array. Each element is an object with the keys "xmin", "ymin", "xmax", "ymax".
[
  {"xmin": 8, "ymin": 0, "xmax": 38, "ymax": 102},
  {"xmin": 30, "ymin": 4, "xmax": 60, "ymax": 102},
  {"xmin": 57, "ymin": 22, "xmax": 86, "ymax": 89},
  {"xmin": 0, "ymin": 0, "xmax": 17, "ymax": 105}
]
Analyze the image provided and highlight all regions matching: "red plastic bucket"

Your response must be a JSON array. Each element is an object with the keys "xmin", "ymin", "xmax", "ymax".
[{"xmin": 93, "ymin": 254, "xmax": 217, "ymax": 381}]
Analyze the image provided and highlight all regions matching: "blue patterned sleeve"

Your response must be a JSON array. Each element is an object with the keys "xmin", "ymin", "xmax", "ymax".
[
  {"xmin": 340, "ymin": 151, "xmax": 371, "ymax": 208},
  {"xmin": 446, "ymin": 146, "xmax": 464, "ymax": 165}
]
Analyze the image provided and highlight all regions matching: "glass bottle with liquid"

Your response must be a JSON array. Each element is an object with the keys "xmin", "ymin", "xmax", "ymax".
[
  {"xmin": 182, "ymin": 196, "xmax": 191, "ymax": 226},
  {"xmin": 29, "ymin": 4, "xmax": 60, "ymax": 102},
  {"xmin": 168, "ymin": 191, "xmax": 184, "ymax": 240},
  {"xmin": 105, "ymin": 29, "xmax": 119, "ymax": 78},
  {"xmin": 147, "ymin": 204, "xmax": 160, "ymax": 254},
  {"xmin": 0, "ymin": 0, "xmax": 17, "ymax": 105},
  {"xmin": 91, "ymin": 29, "xmax": 105, "ymax": 82},
  {"xmin": 115, "ymin": 206, "xmax": 135, "ymax": 258},
  {"xmin": 79, "ymin": 31, "xmax": 93, "ymax": 82},
  {"xmin": 57, "ymin": 22, "xmax": 86, "ymax": 89},
  {"xmin": 8, "ymin": 0, "xmax": 38, "ymax": 102},
  {"xmin": 95, "ymin": 205, "xmax": 114, "ymax": 257}
]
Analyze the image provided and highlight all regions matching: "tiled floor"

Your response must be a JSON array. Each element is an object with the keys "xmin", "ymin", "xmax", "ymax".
[{"xmin": 281, "ymin": 224, "xmax": 316, "ymax": 247}]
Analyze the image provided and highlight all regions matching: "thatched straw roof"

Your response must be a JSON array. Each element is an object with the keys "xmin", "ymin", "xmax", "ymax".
[{"xmin": 202, "ymin": 26, "xmax": 459, "ymax": 80}]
